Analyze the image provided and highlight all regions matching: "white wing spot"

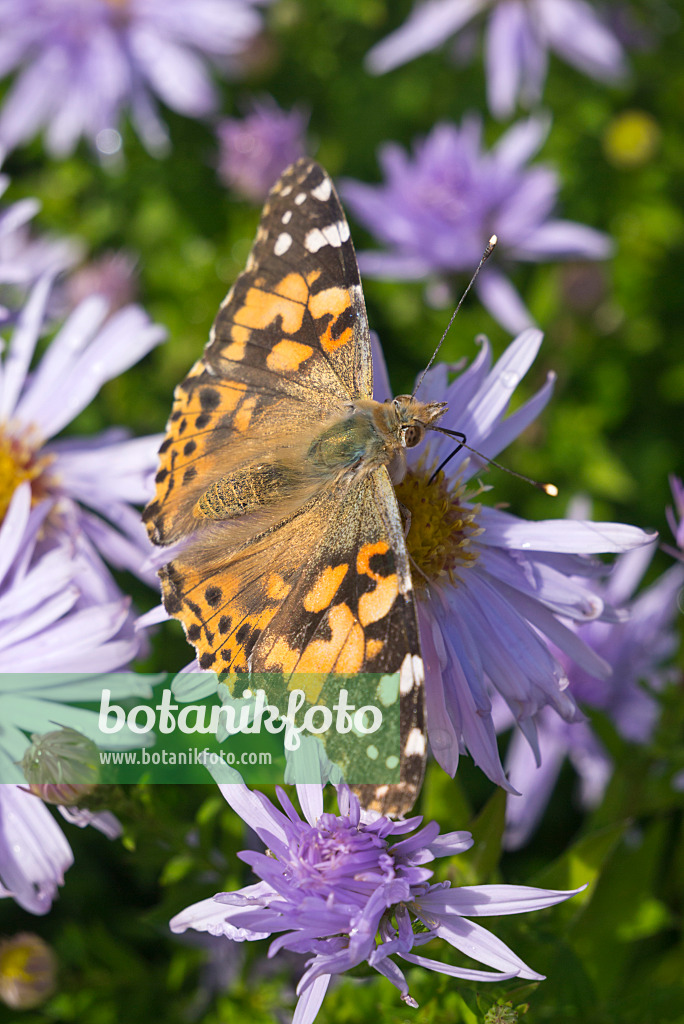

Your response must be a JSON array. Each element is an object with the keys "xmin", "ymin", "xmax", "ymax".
[
  {"xmin": 400, "ymin": 652, "xmax": 423, "ymax": 696},
  {"xmin": 366, "ymin": 745, "xmax": 379, "ymax": 761},
  {"xmin": 322, "ymin": 223, "xmax": 342, "ymax": 248},
  {"xmin": 274, "ymin": 233, "xmax": 293, "ymax": 255},
  {"xmin": 281, "ymin": 210, "xmax": 292, "ymax": 225},
  {"xmin": 281, "ymin": 185, "xmax": 292, "ymax": 196},
  {"xmin": 404, "ymin": 727, "xmax": 426, "ymax": 758},
  {"xmin": 311, "ymin": 177, "xmax": 332, "ymax": 202},
  {"xmin": 304, "ymin": 227, "xmax": 327, "ymax": 253},
  {"xmin": 295, "ymin": 192, "xmax": 307, "ymax": 205},
  {"xmin": 385, "ymin": 754, "xmax": 399, "ymax": 770}
]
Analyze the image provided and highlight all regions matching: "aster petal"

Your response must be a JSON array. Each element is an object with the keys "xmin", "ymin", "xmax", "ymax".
[
  {"xmin": 0, "ymin": 481, "xmax": 31, "ymax": 583},
  {"xmin": 171, "ymin": 883, "xmax": 274, "ymax": 940},
  {"xmin": 58, "ymin": 806, "xmax": 122, "ymax": 839},
  {"xmin": 468, "ymin": 369, "xmax": 555, "ymax": 464},
  {"xmin": 0, "ymin": 272, "xmax": 52, "ymax": 420},
  {"xmin": 18, "ymin": 303, "xmax": 166, "ymax": 438},
  {"xmin": 475, "ymin": 268, "xmax": 535, "ymax": 334},
  {"xmin": 0, "ymin": 784, "xmax": 73, "ymax": 915},
  {"xmin": 460, "ymin": 327, "xmax": 544, "ymax": 440},
  {"xmin": 356, "ymin": 250, "xmax": 433, "ymax": 280},
  {"xmin": 486, "ymin": 2, "xmax": 541, "ymax": 119},
  {"xmin": 0, "ymin": 46, "xmax": 62, "ymax": 152},
  {"xmin": 426, "ymin": 830, "xmax": 474, "ymax": 857},
  {"xmin": 218, "ymin": 780, "xmax": 290, "ymax": 846},
  {"xmin": 537, "ymin": 0, "xmax": 627, "ymax": 80},
  {"xmin": 504, "ymin": 723, "xmax": 569, "ymax": 849},
  {"xmin": 420, "ymin": 607, "xmax": 461, "ymax": 775},
  {"xmin": 480, "ymin": 516, "xmax": 655, "ymax": 554},
  {"xmin": 296, "ymin": 783, "xmax": 324, "ymax": 826},
  {"xmin": 399, "ymin": 949, "xmax": 520, "ymax": 982},
  {"xmin": 131, "ymin": 30, "xmax": 216, "ymax": 117},
  {"xmin": 492, "ymin": 113, "xmax": 550, "ymax": 171},
  {"xmin": 365, "ymin": 0, "xmax": 485, "ymax": 75},
  {"xmin": 514, "ymin": 220, "xmax": 614, "ymax": 261},
  {"xmin": 413, "ymin": 913, "xmax": 544, "ymax": 979},
  {"xmin": 419, "ymin": 882, "xmax": 585, "ymax": 915},
  {"xmin": 293, "ymin": 973, "xmax": 331, "ymax": 1024},
  {"xmin": 489, "ymin": 574, "xmax": 611, "ymax": 679}
]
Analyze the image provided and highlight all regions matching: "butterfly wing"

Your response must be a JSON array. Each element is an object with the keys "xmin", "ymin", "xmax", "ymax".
[
  {"xmin": 160, "ymin": 467, "xmax": 426, "ymax": 815},
  {"xmin": 144, "ymin": 158, "xmax": 372, "ymax": 546}
]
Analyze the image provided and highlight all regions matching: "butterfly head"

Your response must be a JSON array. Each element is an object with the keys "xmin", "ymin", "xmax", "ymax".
[{"xmin": 387, "ymin": 395, "xmax": 448, "ymax": 449}]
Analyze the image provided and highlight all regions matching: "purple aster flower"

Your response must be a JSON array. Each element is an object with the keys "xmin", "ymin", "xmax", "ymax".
[
  {"xmin": 366, "ymin": 0, "xmax": 627, "ymax": 119},
  {"xmin": 171, "ymin": 777, "xmax": 583, "ymax": 1021},
  {"xmin": 0, "ymin": 0, "xmax": 271, "ymax": 158},
  {"xmin": 341, "ymin": 116, "xmax": 613, "ymax": 334},
  {"xmin": 0, "ymin": 485, "xmax": 156, "ymax": 914},
  {"xmin": 0, "ymin": 274, "xmax": 166, "ymax": 585},
  {"xmin": 371, "ymin": 328, "xmax": 654, "ymax": 792},
  {"xmin": 500, "ymin": 525, "xmax": 684, "ymax": 849},
  {"xmin": 0, "ymin": 161, "xmax": 80, "ymax": 324},
  {"xmin": 217, "ymin": 97, "xmax": 309, "ymax": 203}
]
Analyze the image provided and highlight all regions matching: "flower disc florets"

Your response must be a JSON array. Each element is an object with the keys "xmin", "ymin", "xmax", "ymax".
[{"xmin": 395, "ymin": 466, "xmax": 483, "ymax": 589}]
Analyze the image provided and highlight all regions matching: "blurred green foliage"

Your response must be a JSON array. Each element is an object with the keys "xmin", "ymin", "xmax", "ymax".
[{"xmin": 1, "ymin": 1, "xmax": 683, "ymax": 1022}]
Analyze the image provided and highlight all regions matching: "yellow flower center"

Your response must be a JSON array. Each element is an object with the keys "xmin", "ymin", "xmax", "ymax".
[
  {"xmin": 395, "ymin": 464, "xmax": 483, "ymax": 590},
  {"xmin": 0, "ymin": 428, "xmax": 54, "ymax": 522}
]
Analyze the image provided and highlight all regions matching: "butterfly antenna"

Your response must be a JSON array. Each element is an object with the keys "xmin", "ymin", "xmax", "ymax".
[
  {"xmin": 428, "ymin": 425, "xmax": 558, "ymax": 496},
  {"xmin": 412, "ymin": 235, "xmax": 498, "ymax": 399}
]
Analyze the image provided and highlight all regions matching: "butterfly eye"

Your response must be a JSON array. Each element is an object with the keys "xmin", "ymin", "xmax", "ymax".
[{"xmin": 403, "ymin": 423, "xmax": 424, "ymax": 448}]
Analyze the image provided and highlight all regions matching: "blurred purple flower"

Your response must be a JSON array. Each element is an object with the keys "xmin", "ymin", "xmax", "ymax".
[
  {"xmin": 0, "ymin": 0, "xmax": 271, "ymax": 158},
  {"xmin": 0, "ymin": 163, "xmax": 80, "ymax": 324},
  {"xmin": 0, "ymin": 485, "xmax": 155, "ymax": 914},
  {"xmin": 372, "ymin": 329, "xmax": 654, "ymax": 791},
  {"xmin": 366, "ymin": 0, "xmax": 627, "ymax": 119},
  {"xmin": 501, "ymin": 538, "xmax": 684, "ymax": 848},
  {"xmin": 0, "ymin": 274, "xmax": 166, "ymax": 584},
  {"xmin": 665, "ymin": 475, "xmax": 684, "ymax": 556},
  {"xmin": 342, "ymin": 117, "xmax": 613, "ymax": 334},
  {"xmin": 171, "ymin": 777, "xmax": 583, "ymax": 1022},
  {"xmin": 217, "ymin": 97, "xmax": 309, "ymax": 203},
  {"xmin": 65, "ymin": 251, "xmax": 137, "ymax": 316}
]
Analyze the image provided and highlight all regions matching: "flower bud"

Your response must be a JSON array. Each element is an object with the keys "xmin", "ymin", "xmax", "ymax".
[
  {"xmin": 0, "ymin": 933, "xmax": 56, "ymax": 1009},
  {"xmin": 21, "ymin": 726, "xmax": 100, "ymax": 805}
]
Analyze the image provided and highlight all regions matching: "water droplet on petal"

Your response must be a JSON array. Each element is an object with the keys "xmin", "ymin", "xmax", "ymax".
[{"xmin": 500, "ymin": 371, "xmax": 519, "ymax": 389}]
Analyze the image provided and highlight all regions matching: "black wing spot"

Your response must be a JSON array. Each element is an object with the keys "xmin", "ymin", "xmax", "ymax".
[
  {"xmin": 200, "ymin": 388, "xmax": 221, "ymax": 412},
  {"xmin": 183, "ymin": 440, "xmax": 197, "ymax": 456},
  {"xmin": 195, "ymin": 413, "xmax": 211, "ymax": 430},
  {"xmin": 205, "ymin": 586, "xmax": 222, "ymax": 607},
  {"xmin": 187, "ymin": 624, "xmax": 201, "ymax": 641},
  {"xmin": 200, "ymin": 652, "xmax": 217, "ymax": 669},
  {"xmin": 183, "ymin": 466, "xmax": 198, "ymax": 483}
]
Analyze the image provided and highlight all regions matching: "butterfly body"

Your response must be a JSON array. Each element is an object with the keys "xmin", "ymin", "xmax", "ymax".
[{"xmin": 145, "ymin": 158, "xmax": 439, "ymax": 814}]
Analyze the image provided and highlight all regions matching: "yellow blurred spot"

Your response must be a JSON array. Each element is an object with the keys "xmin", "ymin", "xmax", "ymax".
[{"xmin": 603, "ymin": 111, "xmax": 661, "ymax": 168}]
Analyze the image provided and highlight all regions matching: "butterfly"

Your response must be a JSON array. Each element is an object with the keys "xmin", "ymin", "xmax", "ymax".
[{"xmin": 143, "ymin": 158, "xmax": 449, "ymax": 815}]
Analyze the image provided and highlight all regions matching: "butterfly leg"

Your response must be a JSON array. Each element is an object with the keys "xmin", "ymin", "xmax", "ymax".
[{"xmin": 397, "ymin": 499, "xmax": 412, "ymax": 539}]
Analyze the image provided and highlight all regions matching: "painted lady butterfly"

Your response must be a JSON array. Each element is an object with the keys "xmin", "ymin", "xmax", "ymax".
[{"xmin": 144, "ymin": 158, "xmax": 448, "ymax": 814}]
